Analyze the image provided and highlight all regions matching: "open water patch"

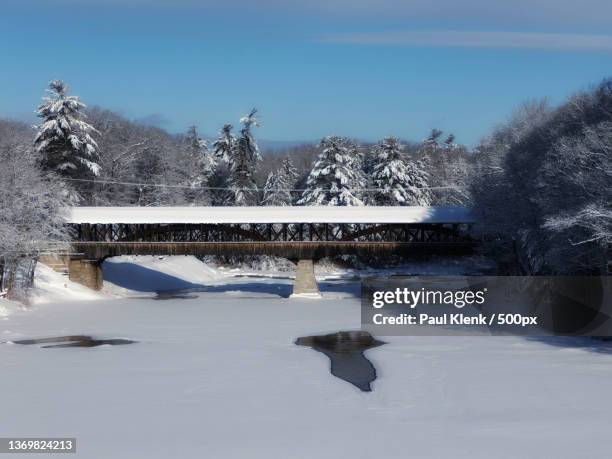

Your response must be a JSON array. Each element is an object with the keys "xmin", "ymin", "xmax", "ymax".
[
  {"xmin": 295, "ymin": 330, "xmax": 385, "ymax": 392},
  {"xmin": 154, "ymin": 290, "xmax": 200, "ymax": 300},
  {"xmin": 9, "ymin": 335, "xmax": 136, "ymax": 348}
]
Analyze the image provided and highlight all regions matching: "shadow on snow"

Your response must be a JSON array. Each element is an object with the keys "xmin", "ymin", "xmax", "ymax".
[
  {"xmin": 102, "ymin": 261, "xmax": 360, "ymax": 298},
  {"xmin": 525, "ymin": 336, "xmax": 612, "ymax": 355}
]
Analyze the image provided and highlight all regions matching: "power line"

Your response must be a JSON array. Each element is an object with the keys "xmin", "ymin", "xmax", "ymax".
[{"xmin": 63, "ymin": 177, "xmax": 465, "ymax": 192}]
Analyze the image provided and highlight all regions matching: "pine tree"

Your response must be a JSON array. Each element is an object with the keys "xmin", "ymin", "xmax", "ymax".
[
  {"xmin": 279, "ymin": 155, "xmax": 298, "ymax": 194},
  {"xmin": 183, "ymin": 125, "xmax": 215, "ymax": 205},
  {"xmin": 214, "ymin": 109, "xmax": 261, "ymax": 206},
  {"xmin": 371, "ymin": 136, "xmax": 431, "ymax": 205},
  {"xmin": 212, "ymin": 123, "xmax": 236, "ymax": 163},
  {"xmin": 262, "ymin": 172, "xmax": 281, "ymax": 206},
  {"xmin": 422, "ymin": 128, "xmax": 443, "ymax": 155},
  {"xmin": 351, "ymin": 144, "xmax": 367, "ymax": 200},
  {"xmin": 443, "ymin": 133, "xmax": 457, "ymax": 150},
  {"xmin": 262, "ymin": 155, "xmax": 298, "ymax": 206},
  {"xmin": 34, "ymin": 80, "xmax": 100, "ymax": 189},
  {"xmin": 212, "ymin": 124, "xmax": 237, "ymax": 205},
  {"xmin": 233, "ymin": 108, "xmax": 261, "ymax": 205},
  {"xmin": 298, "ymin": 136, "xmax": 364, "ymax": 206},
  {"xmin": 418, "ymin": 129, "xmax": 470, "ymax": 205}
]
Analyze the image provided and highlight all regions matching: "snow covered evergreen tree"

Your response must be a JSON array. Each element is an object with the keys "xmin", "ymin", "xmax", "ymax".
[
  {"xmin": 212, "ymin": 124, "xmax": 236, "ymax": 162},
  {"xmin": 371, "ymin": 137, "xmax": 431, "ymax": 205},
  {"xmin": 212, "ymin": 124, "xmax": 236, "ymax": 205},
  {"xmin": 280, "ymin": 154, "xmax": 298, "ymax": 176},
  {"xmin": 421, "ymin": 128, "xmax": 443, "ymax": 156},
  {"xmin": 182, "ymin": 125, "xmax": 215, "ymax": 205},
  {"xmin": 443, "ymin": 133, "xmax": 458, "ymax": 151},
  {"xmin": 214, "ymin": 109, "xmax": 261, "ymax": 205},
  {"xmin": 417, "ymin": 129, "xmax": 470, "ymax": 205},
  {"xmin": 233, "ymin": 109, "xmax": 261, "ymax": 205},
  {"xmin": 298, "ymin": 136, "xmax": 364, "ymax": 206},
  {"xmin": 262, "ymin": 172, "xmax": 281, "ymax": 206},
  {"xmin": 34, "ymin": 80, "xmax": 99, "ymax": 201},
  {"xmin": 262, "ymin": 155, "xmax": 298, "ymax": 206},
  {"xmin": 351, "ymin": 144, "xmax": 368, "ymax": 200}
]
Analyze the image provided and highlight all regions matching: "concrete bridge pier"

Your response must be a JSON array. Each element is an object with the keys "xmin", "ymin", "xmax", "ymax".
[
  {"xmin": 65, "ymin": 256, "xmax": 321, "ymax": 298},
  {"xmin": 291, "ymin": 259, "xmax": 321, "ymax": 298},
  {"xmin": 68, "ymin": 257, "xmax": 103, "ymax": 291}
]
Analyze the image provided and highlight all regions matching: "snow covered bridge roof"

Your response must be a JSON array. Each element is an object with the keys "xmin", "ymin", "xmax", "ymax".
[{"xmin": 64, "ymin": 206, "xmax": 475, "ymax": 225}]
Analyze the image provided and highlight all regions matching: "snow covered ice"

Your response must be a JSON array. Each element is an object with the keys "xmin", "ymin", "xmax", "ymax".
[{"xmin": 1, "ymin": 257, "xmax": 612, "ymax": 458}]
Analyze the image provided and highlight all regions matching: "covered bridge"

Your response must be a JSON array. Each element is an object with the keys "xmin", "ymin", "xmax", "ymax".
[{"xmin": 61, "ymin": 206, "xmax": 476, "ymax": 296}]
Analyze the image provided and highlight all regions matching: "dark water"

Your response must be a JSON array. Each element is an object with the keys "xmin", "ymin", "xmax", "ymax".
[
  {"xmin": 154, "ymin": 291, "xmax": 199, "ymax": 300},
  {"xmin": 233, "ymin": 274, "xmax": 294, "ymax": 280},
  {"xmin": 296, "ymin": 331, "xmax": 385, "ymax": 392},
  {"xmin": 11, "ymin": 335, "xmax": 136, "ymax": 348}
]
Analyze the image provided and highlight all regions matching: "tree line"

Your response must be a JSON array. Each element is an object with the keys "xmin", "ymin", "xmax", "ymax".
[
  {"xmin": 472, "ymin": 82, "xmax": 611, "ymax": 275},
  {"xmin": 17, "ymin": 80, "xmax": 471, "ymax": 208},
  {"xmin": 1, "ymin": 78, "xmax": 610, "ymax": 298}
]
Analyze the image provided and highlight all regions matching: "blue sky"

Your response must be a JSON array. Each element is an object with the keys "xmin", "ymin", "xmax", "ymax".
[{"xmin": 1, "ymin": 0, "xmax": 611, "ymax": 146}]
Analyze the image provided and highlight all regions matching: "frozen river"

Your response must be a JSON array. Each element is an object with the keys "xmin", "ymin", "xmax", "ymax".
[{"xmin": 1, "ymin": 265, "xmax": 612, "ymax": 458}]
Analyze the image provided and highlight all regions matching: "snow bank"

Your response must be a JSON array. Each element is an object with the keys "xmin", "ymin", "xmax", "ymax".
[
  {"xmin": 29, "ymin": 263, "xmax": 108, "ymax": 305},
  {"xmin": 0, "ymin": 298, "xmax": 18, "ymax": 318},
  {"xmin": 102, "ymin": 255, "xmax": 225, "ymax": 294}
]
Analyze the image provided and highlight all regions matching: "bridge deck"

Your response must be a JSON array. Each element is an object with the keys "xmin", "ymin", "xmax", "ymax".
[{"xmin": 64, "ymin": 206, "xmax": 474, "ymax": 225}]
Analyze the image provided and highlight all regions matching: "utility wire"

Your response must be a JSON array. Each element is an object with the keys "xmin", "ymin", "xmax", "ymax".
[{"xmin": 62, "ymin": 177, "xmax": 465, "ymax": 192}]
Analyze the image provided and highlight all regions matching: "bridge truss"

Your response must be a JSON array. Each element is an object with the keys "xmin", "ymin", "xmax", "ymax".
[
  {"xmin": 71, "ymin": 222, "xmax": 475, "ymax": 243},
  {"xmin": 69, "ymin": 222, "xmax": 476, "ymax": 259}
]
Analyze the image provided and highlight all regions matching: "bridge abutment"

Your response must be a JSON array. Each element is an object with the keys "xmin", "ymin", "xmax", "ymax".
[
  {"xmin": 68, "ymin": 257, "xmax": 103, "ymax": 291},
  {"xmin": 39, "ymin": 253, "xmax": 70, "ymax": 275},
  {"xmin": 291, "ymin": 259, "xmax": 321, "ymax": 298}
]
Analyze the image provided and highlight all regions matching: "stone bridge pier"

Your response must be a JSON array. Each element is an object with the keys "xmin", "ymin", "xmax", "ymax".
[
  {"xmin": 290, "ymin": 259, "xmax": 321, "ymax": 298},
  {"xmin": 68, "ymin": 256, "xmax": 103, "ymax": 291}
]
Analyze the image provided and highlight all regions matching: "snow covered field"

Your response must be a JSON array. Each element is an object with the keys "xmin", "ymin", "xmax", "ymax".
[{"xmin": 1, "ymin": 257, "xmax": 612, "ymax": 458}]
